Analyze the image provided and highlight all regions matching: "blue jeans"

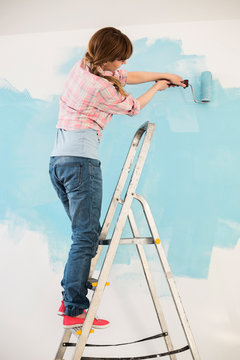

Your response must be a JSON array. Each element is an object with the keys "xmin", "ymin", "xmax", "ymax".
[{"xmin": 49, "ymin": 156, "xmax": 102, "ymax": 316}]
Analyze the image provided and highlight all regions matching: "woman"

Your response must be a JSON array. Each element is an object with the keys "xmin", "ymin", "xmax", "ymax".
[{"xmin": 49, "ymin": 27, "xmax": 185, "ymax": 329}]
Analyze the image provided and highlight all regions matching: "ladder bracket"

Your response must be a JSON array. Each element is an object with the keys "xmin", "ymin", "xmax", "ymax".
[
  {"xmin": 80, "ymin": 345, "xmax": 190, "ymax": 359},
  {"xmin": 62, "ymin": 332, "xmax": 168, "ymax": 348},
  {"xmin": 63, "ymin": 342, "xmax": 77, "ymax": 347}
]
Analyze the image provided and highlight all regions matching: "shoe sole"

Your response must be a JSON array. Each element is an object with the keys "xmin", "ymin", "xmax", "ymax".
[{"xmin": 63, "ymin": 323, "xmax": 110, "ymax": 329}]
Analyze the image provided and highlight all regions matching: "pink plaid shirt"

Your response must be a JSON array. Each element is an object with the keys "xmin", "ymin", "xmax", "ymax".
[{"xmin": 56, "ymin": 60, "xmax": 140, "ymax": 136}]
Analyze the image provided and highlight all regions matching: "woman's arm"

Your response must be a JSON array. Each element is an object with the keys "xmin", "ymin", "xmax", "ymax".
[
  {"xmin": 96, "ymin": 79, "xmax": 171, "ymax": 115},
  {"xmin": 127, "ymin": 71, "xmax": 185, "ymax": 87}
]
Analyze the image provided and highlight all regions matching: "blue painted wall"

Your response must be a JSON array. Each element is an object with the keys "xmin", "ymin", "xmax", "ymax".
[{"xmin": 1, "ymin": 37, "xmax": 240, "ymax": 279}]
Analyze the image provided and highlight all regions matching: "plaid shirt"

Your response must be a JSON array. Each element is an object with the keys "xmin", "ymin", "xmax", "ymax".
[{"xmin": 56, "ymin": 60, "xmax": 140, "ymax": 136}]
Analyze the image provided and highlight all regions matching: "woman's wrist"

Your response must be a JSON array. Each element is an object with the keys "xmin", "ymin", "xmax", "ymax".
[{"xmin": 152, "ymin": 82, "xmax": 160, "ymax": 91}]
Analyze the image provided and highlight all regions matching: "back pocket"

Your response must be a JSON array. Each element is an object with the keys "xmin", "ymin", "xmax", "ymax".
[{"xmin": 55, "ymin": 164, "xmax": 82, "ymax": 193}]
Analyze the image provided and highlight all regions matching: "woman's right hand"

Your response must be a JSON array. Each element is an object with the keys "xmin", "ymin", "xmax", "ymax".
[
  {"xmin": 153, "ymin": 80, "xmax": 171, "ymax": 91},
  {"xmin": 137, "ymin": 79, "xmax": 171, "ymax": 109}
]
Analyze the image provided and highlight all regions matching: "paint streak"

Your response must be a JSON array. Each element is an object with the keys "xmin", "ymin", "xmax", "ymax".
[{"xmin": 1, "ymin": 38, "xmax": 240, "ymax": 278}]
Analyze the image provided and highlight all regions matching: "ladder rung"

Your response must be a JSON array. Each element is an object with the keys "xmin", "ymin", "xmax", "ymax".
[{"xmin": 99, "ymin": 237, "xmax": 154, "ymax": 245}]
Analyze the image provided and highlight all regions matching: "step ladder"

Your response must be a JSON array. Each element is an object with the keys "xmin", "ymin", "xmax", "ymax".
[{"xmin": 54, "ymin": 122, "xmax": 201, "ymax": 360}]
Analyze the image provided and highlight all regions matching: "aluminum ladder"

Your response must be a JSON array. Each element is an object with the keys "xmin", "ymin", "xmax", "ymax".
[{"xmin": 54, "ymin": 122, "xmax": 200, "ymax": 360}]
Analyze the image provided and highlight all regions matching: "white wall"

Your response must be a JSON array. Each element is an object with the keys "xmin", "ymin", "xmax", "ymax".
[{"xmin": 1, "ymin": 0, "xmax": 240, "ymax": 35}]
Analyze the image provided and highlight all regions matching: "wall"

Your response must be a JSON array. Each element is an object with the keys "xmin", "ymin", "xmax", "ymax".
[{"xmin": 0, "ymin": 20, "xmax": 240, "ymax": 360}]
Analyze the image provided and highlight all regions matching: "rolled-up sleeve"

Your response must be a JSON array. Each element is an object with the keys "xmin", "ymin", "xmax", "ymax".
[{"xmin": 96, "ymin": 85, "xmax": 140, "ymax": 117}]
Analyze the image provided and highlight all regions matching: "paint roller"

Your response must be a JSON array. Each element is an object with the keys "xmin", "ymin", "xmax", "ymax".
[{"xmin": 181, "ymin": 71, "xmax": 212, "ymax": 103}]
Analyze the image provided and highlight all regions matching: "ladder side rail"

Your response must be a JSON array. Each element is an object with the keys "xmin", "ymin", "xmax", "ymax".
[
  {"xmin": 134, "ymin": 193, "xmax": 201, "ymax": 360},
  {"xmin": 100, "ymin": 122, "xmax": 151, "ymax": 240},
  {"xmin": 128, "ymin": 208, "xmax": 177, "ymax": 360},
  {"xmin": 89, "ymin": 122, "xmax": 154, "ymax": 278},
  {"xmin": 72, "ymin": 124, "xmax": 155, "ymax": 360},
  {"xmin": 55, "ymin": 329, "xmax": 72, "ymax": 360},
  {"xmin": 55, "ymin": 123, "xmax": 154, "ymax": 360},
  {"xmin": 73, "ymin": 194, "xmax": 135, "ymax": 360}
]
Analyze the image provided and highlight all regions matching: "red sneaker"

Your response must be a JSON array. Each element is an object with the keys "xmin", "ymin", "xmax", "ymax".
[{"xmin": 63, "ymin": 315, "xmax": 110, "ymax": 329}]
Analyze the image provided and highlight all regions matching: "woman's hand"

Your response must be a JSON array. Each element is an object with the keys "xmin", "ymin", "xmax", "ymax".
[
  {"xmin": 154, "ymin": 80, "xmax": 171, "ymax": 91},
  {"xmin": 137, "ymin": 77, "xmax": 185, "ymax": 110}
]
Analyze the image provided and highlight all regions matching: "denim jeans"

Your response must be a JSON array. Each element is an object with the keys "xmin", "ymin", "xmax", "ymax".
[{"xmin": 49, "ymin": 156, "xmax": 102, "ymax": 316}]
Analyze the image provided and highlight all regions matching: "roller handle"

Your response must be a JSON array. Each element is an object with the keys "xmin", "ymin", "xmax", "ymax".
[
  {"xmin": 181, "ymin": 80, "xmax": 189, "ymax": 88},
  {"xmin": 169, "ymin": 80, "xmax": 188, "ymax": 87}
]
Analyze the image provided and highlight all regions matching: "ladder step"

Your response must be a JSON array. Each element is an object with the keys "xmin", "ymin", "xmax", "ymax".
[
  {"xmin": 69, "ymin": 328, "xmax": 95, "ymax": 338},
  {"xmin": 80, "ymin": 345, "xmax": 190, "ymax": 359},
  {"xmin": 99, "ymin": 237, "xmax": 154, "ymax": 245},
  {"xmin": 75, "ymin": 329, "xmax": 94, "ymax": 335},
  {"xmin": 87, "ymin": 278, "xmax": 110, "ymax": 290}
]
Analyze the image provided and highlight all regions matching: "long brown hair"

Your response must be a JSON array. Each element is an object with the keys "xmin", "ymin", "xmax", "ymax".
[{"xmin": 83, "ymin": 27, "xmax": 133, "ymax": 97}]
